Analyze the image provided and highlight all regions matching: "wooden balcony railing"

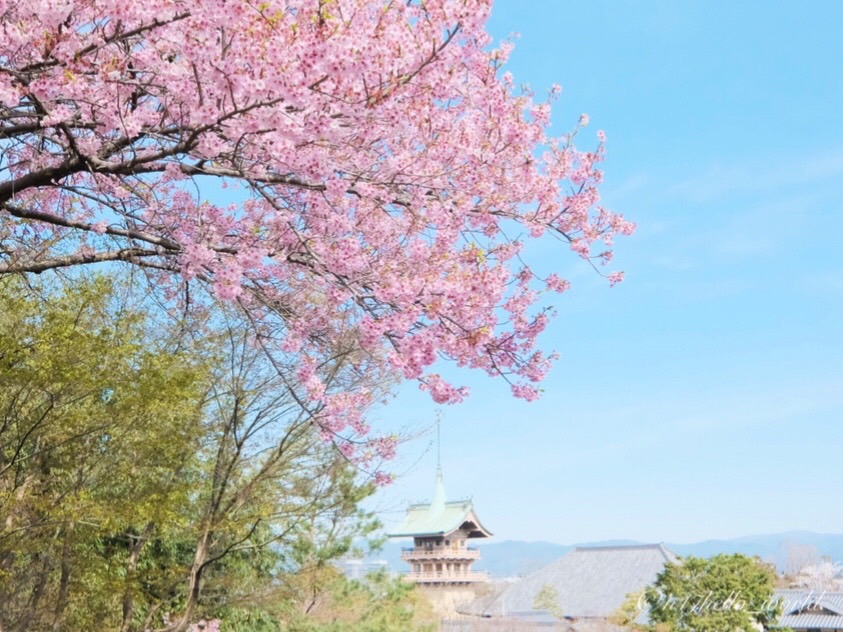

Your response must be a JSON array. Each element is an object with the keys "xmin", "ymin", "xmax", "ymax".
[
  {"xmin": 403, "ymin": 570, "xmax": 488, "ymax": 583},
  {"xmin": 401, "ymin": 547, "xmax": 480, "ymax": 561}
]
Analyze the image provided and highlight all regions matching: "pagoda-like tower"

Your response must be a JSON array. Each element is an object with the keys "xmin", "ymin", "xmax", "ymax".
[{"xmin": 388, "ymin": 467, "xmax": 492, "ymax": 585}]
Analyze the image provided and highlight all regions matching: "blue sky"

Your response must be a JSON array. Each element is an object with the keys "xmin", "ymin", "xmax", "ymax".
[{"xmin": 372, "ymin": 0, "xmax": 843, "ymax": 544}]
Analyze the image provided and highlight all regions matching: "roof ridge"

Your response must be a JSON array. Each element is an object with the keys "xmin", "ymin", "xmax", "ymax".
[
  {"xmin": 573, "ymin": 543, "xmax": 666, "ymax": 552},
  {"xmin": 658, "ymin": 543, "xmax": 677, "ymax": 561},
  {"xmin": 406, "ymin": 498, "xmax": 471, "ymax": 508}
]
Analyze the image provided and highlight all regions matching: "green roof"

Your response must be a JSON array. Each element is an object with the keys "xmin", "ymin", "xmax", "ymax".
[{"xmin": 387, "ymin": 468, "xmax": 492, "ymax": 538}]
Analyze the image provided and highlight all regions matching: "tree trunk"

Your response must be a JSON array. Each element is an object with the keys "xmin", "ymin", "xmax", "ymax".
[
  {"xmin": 120, "ymin": 522, "xmax": 155, "ymax": 632},
  {"xmin": 166, "ymin": 531, "xmax": 210, "ymax": 632},
  {"xmin": 51, "ymin": 520, "xmax": 75, "ymax": 631},
  {"xmin": 18, "ymin": 551, "xmax": 51, "ymax": 632}
]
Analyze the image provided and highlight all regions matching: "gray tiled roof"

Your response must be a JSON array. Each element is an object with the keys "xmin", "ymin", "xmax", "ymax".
[
  {"xmin": 775, "ymin": 588, "xmax": 843, "ymax": 614},
  {"xmin": 774, "ymin": 589, "xmax": 843, "ymax": 630},
  {"xmin": 483, "ymin": 544, "xmax": 677, "ymax": 618},
  {"xmin": 778, "ymin": 613, "xmax": 843, "ymax": 629}
]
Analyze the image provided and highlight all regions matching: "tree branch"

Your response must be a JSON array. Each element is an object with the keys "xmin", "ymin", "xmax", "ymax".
[
  {"xmin": 1, "ymin": 202, "xmax": 181, "ymax": 250},
  {"xmin": 0, "ymin": 247, "xmax": 161, "ymax": 274}
]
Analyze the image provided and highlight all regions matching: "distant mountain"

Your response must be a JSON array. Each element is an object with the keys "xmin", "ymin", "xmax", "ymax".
[
  {"xmin": 366, "ymin": 532, "xmax": 843, "ymax": 578},
  {"xmin": 473, "ymin": 540, "xmax": 571, "ymax": 577},
  {"xmin": 667, "ymin": 531, "xmax": 843, "ymax": 571}
]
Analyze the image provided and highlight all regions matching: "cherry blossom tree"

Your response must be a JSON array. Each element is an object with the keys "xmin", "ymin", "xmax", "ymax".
[
  {"xmin": 793, "ymin": 560, "xmax": 843, "ymax": 592},
  {"xmin": 0, "ymin": 0, "xmax": 633, "ymax": 453}
]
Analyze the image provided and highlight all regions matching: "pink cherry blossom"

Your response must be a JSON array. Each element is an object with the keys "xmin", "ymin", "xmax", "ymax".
[
  {"xmin": 545, "ymin": 273, "xmax": 572, "ymax": 294},
  {"xmin": 374, "ymin": 472, "xmax": 394, "ymax": 487},
  {"xmin": 608, "ymin": 271, "xmax": 626, "ymax": 286},
  {"xmin": 0, "ymin": 0, "xmax": 634, "ymax": 459}
]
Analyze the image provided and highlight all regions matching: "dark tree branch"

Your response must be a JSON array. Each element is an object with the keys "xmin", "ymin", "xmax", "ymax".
[
  {"xmin": 0, "ymin": 247, "xmax": 161, "ymax": 274},
  {"xmin": 1, "ymin": 202, "xmax": 181, "ymax": 250}
]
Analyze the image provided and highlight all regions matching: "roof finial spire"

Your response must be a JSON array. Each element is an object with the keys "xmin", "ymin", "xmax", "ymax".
[
  {"xmin": 431, "ymin": 414, "xmax": 446, "ymax": 513},
  {"xmin": 436, "ymin": 414, "xmax": 441, "ymax": 472}
]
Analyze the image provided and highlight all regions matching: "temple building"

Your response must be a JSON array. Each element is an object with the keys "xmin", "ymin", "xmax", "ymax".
[{"xmin": 388, "ymin": 466, "xmax": 492, "ymax": 585}]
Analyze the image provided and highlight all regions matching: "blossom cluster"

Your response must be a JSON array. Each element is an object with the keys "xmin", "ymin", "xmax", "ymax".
[{"xmin": 0, "ymin": 0, "xmax": 634, "ymax": 467}]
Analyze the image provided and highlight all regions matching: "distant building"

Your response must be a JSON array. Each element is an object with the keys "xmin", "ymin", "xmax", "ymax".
[
  {"xmin": 774, "ymin": 589, "xmax": 843, "ymax": 631},
  {"xmin": 388, "ymin": 466, "xmax": 492, "ymax": 585},
  {"xmin": 471, "ymin": 543, "xmax": 677, "ymax": 627},
  {"xmin": 335, "ymin": 558, "xmax": 389, "ymax": 581}
]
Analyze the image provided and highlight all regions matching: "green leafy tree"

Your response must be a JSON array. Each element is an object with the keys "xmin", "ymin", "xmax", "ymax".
[
  {"xmin": 645, "ymin": 554, "xmax": 782, "ymax": 631},
  {"xmin": 609, "ymin": 590, "xmax": 645, "ymax": 628},
  {"xmin": 533, "ymin": 584, "xmax": 564, "ymax": 620},
  {"xmin": 0, "ymin": 275, "xmax": 210, "ymax": 631},
  {"xmin": 277, "ymin": 568, "xmax": 435, "ymax": 632},
  {"xmin": 0, "ymin": 276, "xmax": 393, "ymax": 631},
  {"xmin": 160, "ymin": 308, "xmax": 389, "ymax": 632}
]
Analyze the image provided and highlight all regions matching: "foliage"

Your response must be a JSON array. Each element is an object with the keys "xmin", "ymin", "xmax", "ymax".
[
  {"xmin": 0, "ymin": 275, "xmax": 210, "ymax": 631},
  {"xmin": 645, "ymin": 554, "xmax": 782, "ymax": 631},
  {"xmin": 277, "ymin": 567, "xmax": 436, "ymax": 632},
  {"xmin": 0, "ymin": 0, "xmax": 634, "ymax": 454},
  {"xmin": 0, "ymin": 276, "xmax": 391, "ymax": 631},
  {"xmin": 532, "ymin": 584, "xmax": 564, "ymax": 620},
  {"xmin": 608, "ymin": 590, "xmax": 645, "ymax": 628}
]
